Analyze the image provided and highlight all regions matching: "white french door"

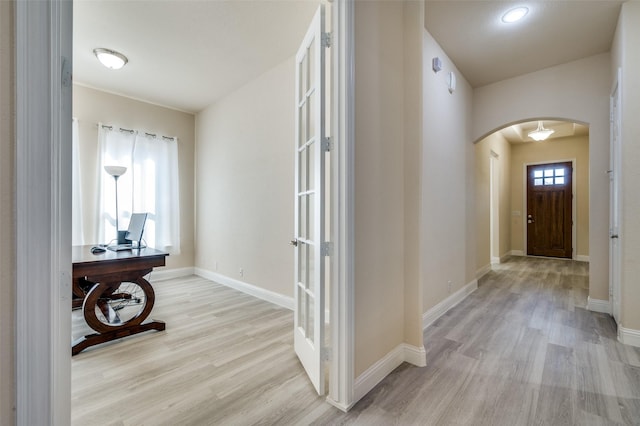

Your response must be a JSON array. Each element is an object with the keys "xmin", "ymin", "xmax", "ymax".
[
  {"xmin": 293, "ymin": 5, "xmax": 326, "ymax": 395},
  {"xmin": 610, "ymin": 69, "xmax": 622, "ymax": 323}
]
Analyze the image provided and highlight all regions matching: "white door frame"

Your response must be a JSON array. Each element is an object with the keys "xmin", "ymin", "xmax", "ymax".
[
  {"xmin": 522, "ymin": 159, "xmax": 577, "ymax": 259},
  {"xmin": 328, "ymin": 0, "xmax": 355, "ymax": 412},
  {"xmin": 16, "ymin": 0, "xmax": 356, "ymax": 419},
  {"xmin": 609, "ymin": 68, "xmax": 622, "ymax": 322},
  {"xmin": 15, "ymin": 0, "xmax": 73, "ymax": 424}
]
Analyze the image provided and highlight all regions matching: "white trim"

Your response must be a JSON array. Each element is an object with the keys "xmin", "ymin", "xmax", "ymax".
[
  {"xmin": 510, "ymin": 250, "xmax": 525, "ymax": 256},
  {"xmin": 490, "ymin": 256, "xmax": 501, "ymax": 265},
  {"xmin": 423, "ymin": 280, "xmax": 478, "ymax": 330},
  {"xmin": 17, "ymin": 1, "xmax": 72, "ymax": 424},
  {"xmin": 150, "ymin": 267, "xmax": 195, "ymax": 282},
  {"xmin": 500, "ymin": 253, "xmax": 511, "ymax": 263},
  {"xmin": 609, "ymin": 68, "xmax": 622, "ymax": 324},
  {"xmin": 326, "ymin": 0, "xmax": 355, "ymax": 413},
  {"xmin": 353, "ymin": 343, "xmax": 426, "ymax": 404},
  {"xmin": 325, "ymin": 396, "xmax": 353, "ymax": 412},
  {"xmin": 618, "ymin": 326, "xmax": 640, "ymax": 348},
  {"xmin": 587, "ymin": 297, "xmax": 611, "ymax": 315},
  {"xmin": 73, "ymin": 81, "xmax": 195, "ymax": 115},
  {"xmin": 402, "ymin": 343, "xmax": 427, "ymax": 367},
  {"xmin": 194, "ymin": 268, "xmax": 294, "ymax": 311},
  {"xmin": 576, "ymin": 255, "xmax": 590, "ymax": 262},
  {"xmin": 476, "ymin": 264, "xmax": 491, "ymax": 280}
]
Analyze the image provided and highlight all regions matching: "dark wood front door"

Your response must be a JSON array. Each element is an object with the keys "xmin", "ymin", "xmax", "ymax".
[{"xmin": 526, "ymin": 162, "xmax": 573, "ymax": 258}]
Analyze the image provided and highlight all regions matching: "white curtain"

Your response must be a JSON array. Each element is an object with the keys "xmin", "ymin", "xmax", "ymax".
[
  {"xmin": 71, "ymin": 118, "xmax": 84, "ymax": 245},
  {"xmin": 97, "ymin": 124, "xmax": 181, "ymax": 254},
  {"xmin": 97, "ymin": 124, "xmax": 136, "ymax": 245},
  {"xmin": 132, "ymin": 133, "xmax": 181, "ymax": 254}
]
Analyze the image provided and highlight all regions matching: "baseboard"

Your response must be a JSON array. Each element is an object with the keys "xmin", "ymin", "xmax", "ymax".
[
  {"xmin": 353, "ymin": 343, "xmax": 426, "ymax": 403},
  {"xmin": 500, "ymin": 253, "xmax": 511, "ymax": 263},
  {"xmin": 325, "ymin": 396, "xmax": 353, "ymax": 413},
  {"xmin": 194, "ymin": 268, "xmax": 294, "ymax": 310},
  {"xmin": 476, "ymin": 264, "xmax": 491, "ymax": 280},
  {"xmin": 402, "ymin": 343, "xmax": 427, "ymax": 367},
  {"xmin": 576, "ymin": 255, "xmax": 590, "ymax": 262},
  {"xmin": 618, "ymin": 326, "xmax": 640, "ymax": 348},
  {"xmin": 587, "ymin": 297, "xmax": 611, "ymax": 315},
  {"xmin": 422, "ymin": 279, "xmax": 478, "ymax": 330},
  {"xmin": 510, "ymin": 250, "xmax": 524, "ymax": 256},
  {"xmin": 151, "ymin": 266, "xmax": 195, "ymax": 282},
  {"xmin": 490, "ymin": 256, "xmax": 501, "ymax": 265}
]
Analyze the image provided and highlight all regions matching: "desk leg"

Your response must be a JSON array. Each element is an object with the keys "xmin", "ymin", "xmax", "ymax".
[
  {"xmin": 73, "ymin": 274, "xmax": 164, "ymax": 355},
  {"xmin": 72, "ymin": 320, "xmax": 165, "ymax": 356}
]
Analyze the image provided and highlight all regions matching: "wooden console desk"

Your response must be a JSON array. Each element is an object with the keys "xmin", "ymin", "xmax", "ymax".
[{"xmin": 72, "ymin": 245, "xmax": 168, "ymax": 355}]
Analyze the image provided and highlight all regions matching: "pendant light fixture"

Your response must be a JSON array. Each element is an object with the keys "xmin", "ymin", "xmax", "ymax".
[{"xmin": 528, "ymin": 121, "xmax": 555, "ymax": 141}]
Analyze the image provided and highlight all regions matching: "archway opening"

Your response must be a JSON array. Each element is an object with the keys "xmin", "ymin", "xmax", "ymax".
[{"xmin": 474, "ymin": 118, "xmax": 590, "ymax": 277}]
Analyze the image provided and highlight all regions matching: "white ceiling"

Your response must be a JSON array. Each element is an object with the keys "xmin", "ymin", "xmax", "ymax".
[
  {"xmin": 74, "ymin": 1, "xmax": 623, "ymax": 116},
  {"xmin": 423, "ymin": 0, "xmax": 622, "ymax": 142},
  {"xmin": 73, "ymin": 0, "xmax": 320, "ymax": 113},
  {"xmin": 424, "ymin": 0, "xmax": 623, "ymax": 88},
  {"xmin": 500, "ymin": 120, "xmax": 589, "ymax": 144}
]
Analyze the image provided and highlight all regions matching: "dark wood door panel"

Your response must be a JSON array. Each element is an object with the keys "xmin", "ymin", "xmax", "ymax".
[{"xmin": 527, "ymin": 162, "xmax": 572, "ymax": 258}]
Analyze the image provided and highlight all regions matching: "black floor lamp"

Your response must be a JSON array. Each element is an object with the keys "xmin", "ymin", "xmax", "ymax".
[{"xmin": 104, "ymin": 165, "xmax": 128, "ymax": 244}]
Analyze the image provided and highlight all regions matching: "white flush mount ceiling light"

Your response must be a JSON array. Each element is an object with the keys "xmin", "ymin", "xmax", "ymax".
[
  {"xmin": 93, "ymin": 48, "xmax": 128, "ymax": 70},
  {"xmin": 528, "ymin": 121, "xmax": 555, "ymax": 141},
  {"xmin": 502, "ymin": 6, "xmax": 529, "ymax": 23}
]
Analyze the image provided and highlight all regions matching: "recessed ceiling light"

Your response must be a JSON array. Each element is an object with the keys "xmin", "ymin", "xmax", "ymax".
[
  {"xmin": 93, "ymin": 48, "xmax": 128, "ymax": 70},
  {"xmin": 502, "ymin": 6, "xmax": 529, "ymax": 23}
]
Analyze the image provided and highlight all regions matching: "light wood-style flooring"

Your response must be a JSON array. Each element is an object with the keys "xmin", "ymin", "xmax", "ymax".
[{"xmin": 72, "ymin": 257, "xmax": 640, "ymax": 425}]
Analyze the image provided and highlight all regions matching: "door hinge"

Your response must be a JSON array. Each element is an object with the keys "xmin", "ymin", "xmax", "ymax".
[
  {"xmin": 321, "ymin": 242, "xmax": 333, "ymax": 256},
  {"xmin": 322, "ymin": 32, "xmax": 331, "ymax": 48},
  {"xmin": 322, "ymin": 347, "xmax": 332, "ymax": 361},
  {"xmin": 61, "ymin": 56, "xmax": 72, "ymax": 87},
  {"xmin": 322, "ymin": 137, "xmax": 332, "ymax": 152}
]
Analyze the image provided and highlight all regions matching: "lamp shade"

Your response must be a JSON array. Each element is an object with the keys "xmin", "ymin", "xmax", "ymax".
[{"xmin": 104, "ymin": 165, "xmax": 127, "ymax": 177}]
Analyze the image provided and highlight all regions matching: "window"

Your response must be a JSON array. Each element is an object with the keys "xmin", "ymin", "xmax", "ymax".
[
  {"xmin": 533, "ymin": 166, "xmax": 567, "ymax": 186},
  {"xmin": 97, "ymin": 124, "xmax": 181, "ymax": 254}
]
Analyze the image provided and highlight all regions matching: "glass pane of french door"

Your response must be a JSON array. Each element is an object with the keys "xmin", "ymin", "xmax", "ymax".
[{"xmin": 293, "ymin": 4, "xmax": 325, "ymax": 396}]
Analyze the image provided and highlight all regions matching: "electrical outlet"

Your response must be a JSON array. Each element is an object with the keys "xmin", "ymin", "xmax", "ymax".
[
  {"xmin": 239, "ymin": 267, "xmax": 244, "ymax": 277},
  {"xmin": 447, "ymin": 280, "xmax": 452, "ymax": 293}
]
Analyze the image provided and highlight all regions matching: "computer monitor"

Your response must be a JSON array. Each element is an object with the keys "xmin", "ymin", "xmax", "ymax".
[{"xmin": 125, "ymin": 213, "xmax": 147, "ymax": 247}]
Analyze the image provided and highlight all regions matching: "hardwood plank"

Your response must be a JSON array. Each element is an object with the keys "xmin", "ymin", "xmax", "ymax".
[{"xmin": 72, "ymin": 257, "xmax": 640, "ymax": 425}]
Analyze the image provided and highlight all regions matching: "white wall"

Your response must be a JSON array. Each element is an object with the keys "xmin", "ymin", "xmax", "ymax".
[
  {"xmin": 611, "ymin": 1, "xmax": 640, "ymax": 331},
  {"xmin": 475, "ymin": 132, "xmax": 511, "ymax": 273},
  {"xmin": 0, "ymin": 1, "xmax": 15, "ymax": 422},
  {"xmin": 422, "ymin": 28, "xmax": 476, "ymax": 313},
  {"xmin": 353, "ymin": 0, "xmax": 407, "ymax": 376},
  {"xmin": 403, "ymin": 0, "xmax": 425, "ymax": 351},
  {"xmin": 195, "ymin": 57, "xmax": 295, "ymax": 299},
  {"xmin": 72, "ymin": 85, "xmax": 196, "ymax": 271},
  {"xmin": 473, "ymin": 53, "xmax": 611, "ymax": 301}
]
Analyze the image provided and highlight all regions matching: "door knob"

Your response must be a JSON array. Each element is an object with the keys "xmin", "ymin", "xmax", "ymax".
[{"xmin": 290, "ymin": 239, "xmax": 298, "ymax": 247}]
